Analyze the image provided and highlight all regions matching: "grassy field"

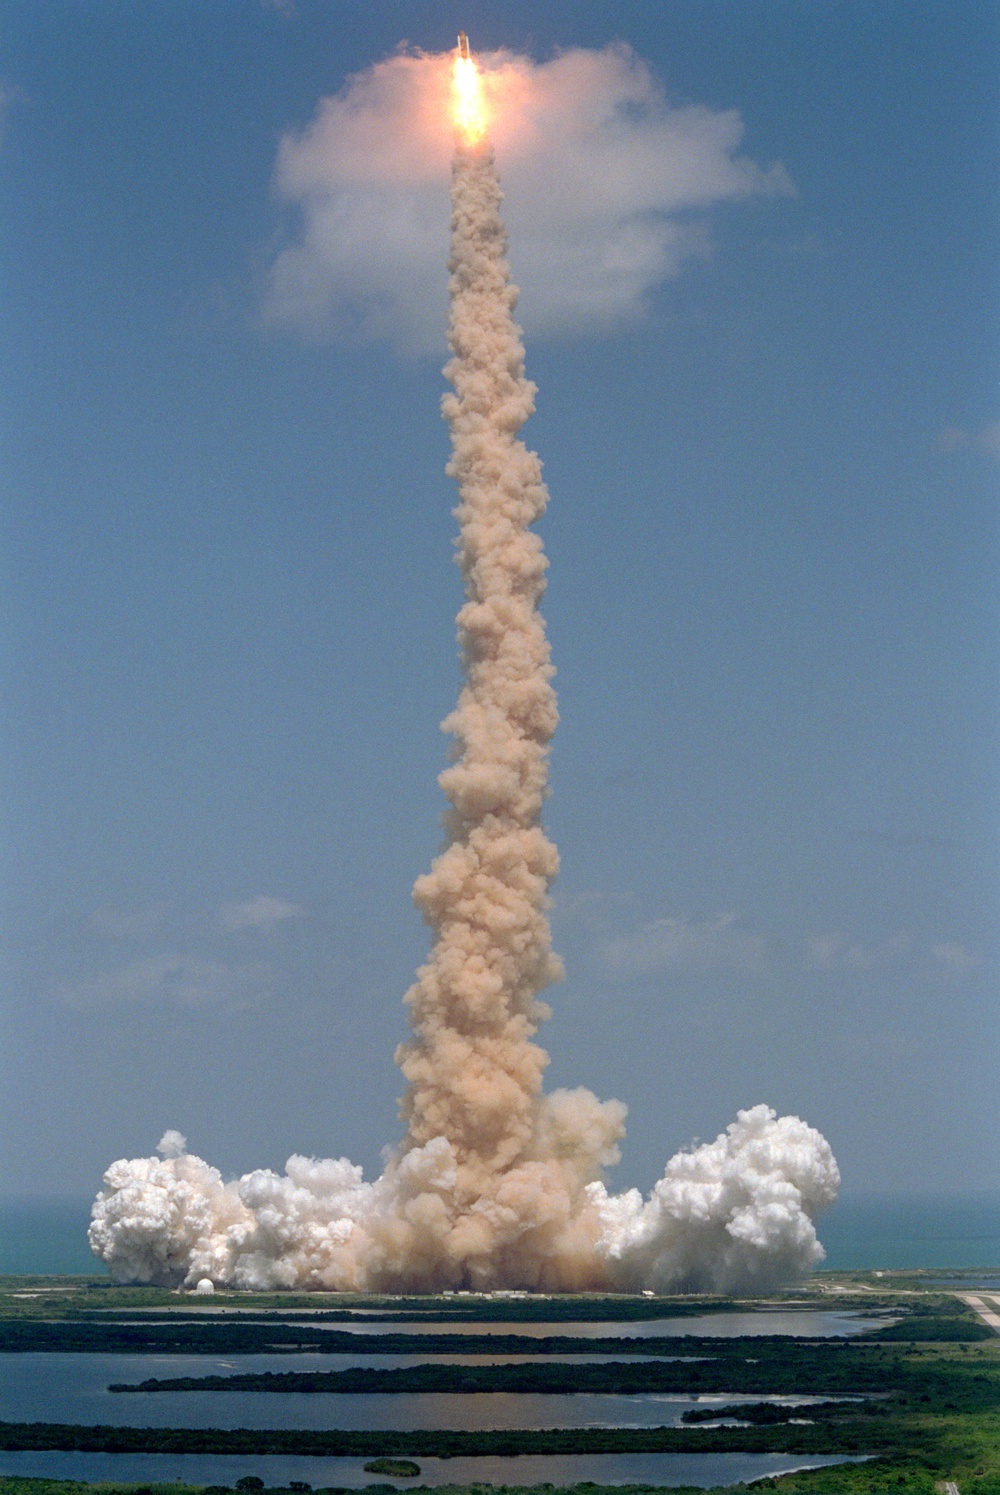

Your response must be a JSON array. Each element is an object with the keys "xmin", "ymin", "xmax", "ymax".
[{"xmin": 0, "ymin": 1272, "xmax": 997, "ymax": 1492}]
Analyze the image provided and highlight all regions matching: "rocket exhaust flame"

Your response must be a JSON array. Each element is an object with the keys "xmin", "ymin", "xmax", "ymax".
[
  {"xmin": 452, "ymin": 34, "xmax": 487, "ymax": 145},
  {"xmin": 88, "ymin": 63, "xmax": 839, "ymax": 1294}
]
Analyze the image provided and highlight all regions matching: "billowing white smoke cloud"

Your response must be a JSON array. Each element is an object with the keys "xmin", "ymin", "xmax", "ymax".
[
  {"xmin": 91, "ymin": 1106, "xmax": 837, "ymax": 1293},
  {"xmin": 592, "ymin": 1106, "xmax": 839, "ymax": 1294},
  {"xmin": 92, "ymin": 104, "xmax": 836, "ymax": 1295},
  {"xmin": 266, "ymin": 43, "xmax": 792, "ymax": 352}
]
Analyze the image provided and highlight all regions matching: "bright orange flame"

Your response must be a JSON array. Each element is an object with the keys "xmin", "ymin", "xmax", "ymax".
[{"xmin": 452, "ymin": 48, "xmax": 487, "ymax": 144}]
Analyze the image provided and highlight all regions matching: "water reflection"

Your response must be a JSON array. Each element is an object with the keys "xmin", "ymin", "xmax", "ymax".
[
  {"xmin": 0, "ymin": 1450, "xmax": 871, "ymax": 1489},
  {"xmin": 105, "ymin": 1310, "xmax": 887, "ymax": 1338},
  {"xmin": 0, "ymin": 1354, "xmax": 858, "ymax": 1433}
]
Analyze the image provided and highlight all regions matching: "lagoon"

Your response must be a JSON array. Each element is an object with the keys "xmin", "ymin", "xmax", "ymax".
[
  {"xmin": 0, "ymin": 1449, "xmax": 871, "ymax": 1489},
  {"xmin": 97, "ymin": 1310, "xmax": 889, "ymax": 1338},
  {"xmin": 0, "ymin": 1353, "xmax": 849, "ymax": 1431}
]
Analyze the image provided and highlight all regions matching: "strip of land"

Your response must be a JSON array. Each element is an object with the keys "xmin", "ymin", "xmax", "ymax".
[
  {"xmin": 0, "ymin": 1417, "xmax": 905, "ymax": 1458},
  {"xmin": 0, "ymin": 1472, "xmax": 945, "ymax": 1495},
  {"xmin": 1, "ymin": 1308, "xmax": 988, "ymax": 1357},
  {"xmin": 960, "ymin": 1295, "xmax": 1000, "ymax": 1334},
  {"xmin": 101, "ymin": 1338, "xmax": 978, "ymax": 1396}
]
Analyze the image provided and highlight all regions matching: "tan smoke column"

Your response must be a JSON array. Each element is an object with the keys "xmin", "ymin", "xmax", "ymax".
[
  {"xmin": 398, "ymin": 139, "xmax": 562, "ymax": 1173},
  {"xmin": 88, "ymin": 77, "xmax": 840, "ymax": 1295},
  {"xmin": 384, "ymin": 137, "xmax": 626, "ymax": 1289}
]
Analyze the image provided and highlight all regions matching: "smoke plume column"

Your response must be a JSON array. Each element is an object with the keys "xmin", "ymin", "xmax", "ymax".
[
  {"xmin": 87, "ymin": 44, "xmax": 840, "ymax": 1294},
  {"xmin": 398, "ymin": 140, "xmax": 561, "ymax": 1203},
  {"xmin": 389, "ymin": 133, "xmax": 629, "ymax": 1288}
]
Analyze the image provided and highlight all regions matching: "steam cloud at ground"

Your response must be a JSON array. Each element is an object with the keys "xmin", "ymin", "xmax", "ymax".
[{"xmin": 91, "ymin": 101, "xmax": 838, "ymax": 1294}]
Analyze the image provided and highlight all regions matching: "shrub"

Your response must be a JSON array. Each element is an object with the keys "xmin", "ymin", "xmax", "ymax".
[{"xmin": 361, "ymin": 1460, "xmax": 420, "ymax": 1479}]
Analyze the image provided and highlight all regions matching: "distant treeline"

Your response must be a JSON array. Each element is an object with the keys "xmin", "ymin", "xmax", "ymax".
[
  {"xmin": 102, "ymin": 1337, "xmax": 998, "ymax": 1401},
  {"xmin": 0, "ymin": 1322, "xmax": 705, "ymax": 1356},
  {"xmin": 0, "ymin": 1466, "xmax": 971, "ymax": 1495},
  {"xmin": 679, "ymin": 1400, "xmax": 852, "ymax": 1425},
  {"xmin": 0, "ymin": 1416, "xmax": 922, "ymax": 1459},
  {"xmin": 0, "ymin": 1285, "xmax": 789, "ymax": 1324},
  {"xmin": 2, "ymin": 1310, "xmax": 988, "ymax": 1357}
]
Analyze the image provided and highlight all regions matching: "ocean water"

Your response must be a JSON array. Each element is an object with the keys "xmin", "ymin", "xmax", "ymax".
[
  {"xmin": 818, "ymin": 1192, "xmax": 1000, "ymax": 1270},
  {"xmin": 2, "ymin": 1191, "xmax": 999, "ymax": 1277},
  {"xmin": 0, "ymin": 1197, "xmax": 97, "ymax": 1274}
]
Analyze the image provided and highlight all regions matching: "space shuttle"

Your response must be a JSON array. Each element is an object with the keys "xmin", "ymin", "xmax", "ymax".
[{"xmin": 457, "ymin": 32, "xmax": 470, "ymax": 60}]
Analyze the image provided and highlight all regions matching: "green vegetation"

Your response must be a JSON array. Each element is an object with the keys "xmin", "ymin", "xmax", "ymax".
[
  {"xmin": 0, "ymin": 1419, "xmax": 930, "ymax": 1455},
  {"xmin": 362, "ymin": 1460, "xmax": 421, "ymax": 1477},
  {"xmin": 4, "ymin": 1470, "xmax": 1000, "ymax": 1495},
  {"xmin": 103, "ymin": 1332, "xmax": 995, "ymax": 1399},
  {"xmin": 7, "ymin": 1468, "xmax": 1000, "ymax": 1494},
  {"xmin": 0, "ymin": 1322, "xmax": 723, "ymax": 1357},
  {"xmin": 0, "ymin": 1281, "xmax": 758, "ymax": 1323},
  {"xmin": 870, "ymin": 1312, "xmax": 993, "ymax": 1342},
  {"xmin": 0, "ymin": 1271, "xmax": 972, "ymax": 1322},
  {"xmin": 678, "ymin": 1401, "xmax": 851, "ymax": 1425},
  {"xmin": 14, "ymin": 1312, "xmax": 989, "ymax": 1361},
  {"xmin": 1, "ymin": 1274, "xmax": 998, "ymax": 1491}
]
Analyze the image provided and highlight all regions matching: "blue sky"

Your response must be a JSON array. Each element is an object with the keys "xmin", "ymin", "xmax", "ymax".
[{"xmin": 1, "ymin": 0, "xmax": 997, "ymax": 1204}]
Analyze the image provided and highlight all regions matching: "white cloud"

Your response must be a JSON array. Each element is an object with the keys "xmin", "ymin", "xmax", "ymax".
[
  {"xmin": 802, "ymin": 932, "xmax": 844, "ymax": 970},
  {"xmin": 604, "ymin": 912, "xmax": 769, "ymax": 979},
  {"xmin": 929, "ymin": 942, "xmax": 983, "ymax": 979},
  {"xmin": 603, "ymin": 916, "xmax": 983, "ymax": 986},
  {"xmin": 803, "ymin": 930, "xmax": 912, "ymax": 972},
  {"xmin": 937, "ymin": 419, "xmax": 1000, "ymax": 459},
  {"xmin": 804, "ymin": 930, "xmax": 984, "ymax": 985},
  {"xmin": 265, "ymin": 43, "xmax": 792, "ymax": 352},
  {"xmin": 60, "ymin": 954, "xmax": 272, "ymax": 1010},
  {"xmin": 89, "ymin": 902, "xmax": 171, "ymax": 939},
  {"xmin": 218, "ymin": 895, "xmax": 305, "ymax": 933}
]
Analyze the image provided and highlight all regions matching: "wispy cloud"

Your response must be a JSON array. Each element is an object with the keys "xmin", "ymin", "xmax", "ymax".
[
  {"xmin": 265, "ymin": 43, "xmax": 792, "ymax": 352},
  {"xmin": 60, "ymin": 954, "xmax": 273, "ymax": 1011},
  {"xmin": 929, "ymin": 942, "xmax": 983, "ymax": 981},
  {"xmin": 0, "ymin": 82, "xmax": 26, "ymax": 148},
  {"xmin": 860, "ymin": 828, "xmax": 963, "ymax": 853},
  {"xmin": 89, "ymin": 902, "xmax": 172, "ymax": 939},
  {"xmin": 603, "ymin": 912, "xmax": 769, "ymax": 979},
  {"xmin": 804, "ymin": 930, "xmax": 985, "ymax": 985},
  {"xmin": 218, "ymin": 895, "xmax": 306, "ymax": 933},
  {"xmin": 937, "ymin": 419, "xmax": 1000, "ymax": 459},
  {"xmin": 601, "ymin": 909, "xmax": 985, "ymax": 988},
  {"xmin": 553, "ymin": 889, "xmax": 635, "ymax": 916},
  {"xmin": 803, "ymin": 929, "xmax": 912, "ymax": 972}
]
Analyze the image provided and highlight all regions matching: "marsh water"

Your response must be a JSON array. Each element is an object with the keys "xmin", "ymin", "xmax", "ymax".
[
  {"xmin": 0, "ymin": 1313, "xmax": 880, "ymax": 1487},
  {"xmin": 97, "ymin": 1310, "xmax": 889, "ymax": 1338},
  {"xmin": 0, "ymin": 1451, "xmax": 870, "ymax": 1490},
  {"xmin": 1, "ymin": 1352, "xmax": 856, "ymax": 1430}
]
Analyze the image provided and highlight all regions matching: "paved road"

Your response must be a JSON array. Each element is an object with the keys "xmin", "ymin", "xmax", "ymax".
[{"xmin": 957, "ymin": 1293, "xmax": 1000, "ymax": 1333}]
